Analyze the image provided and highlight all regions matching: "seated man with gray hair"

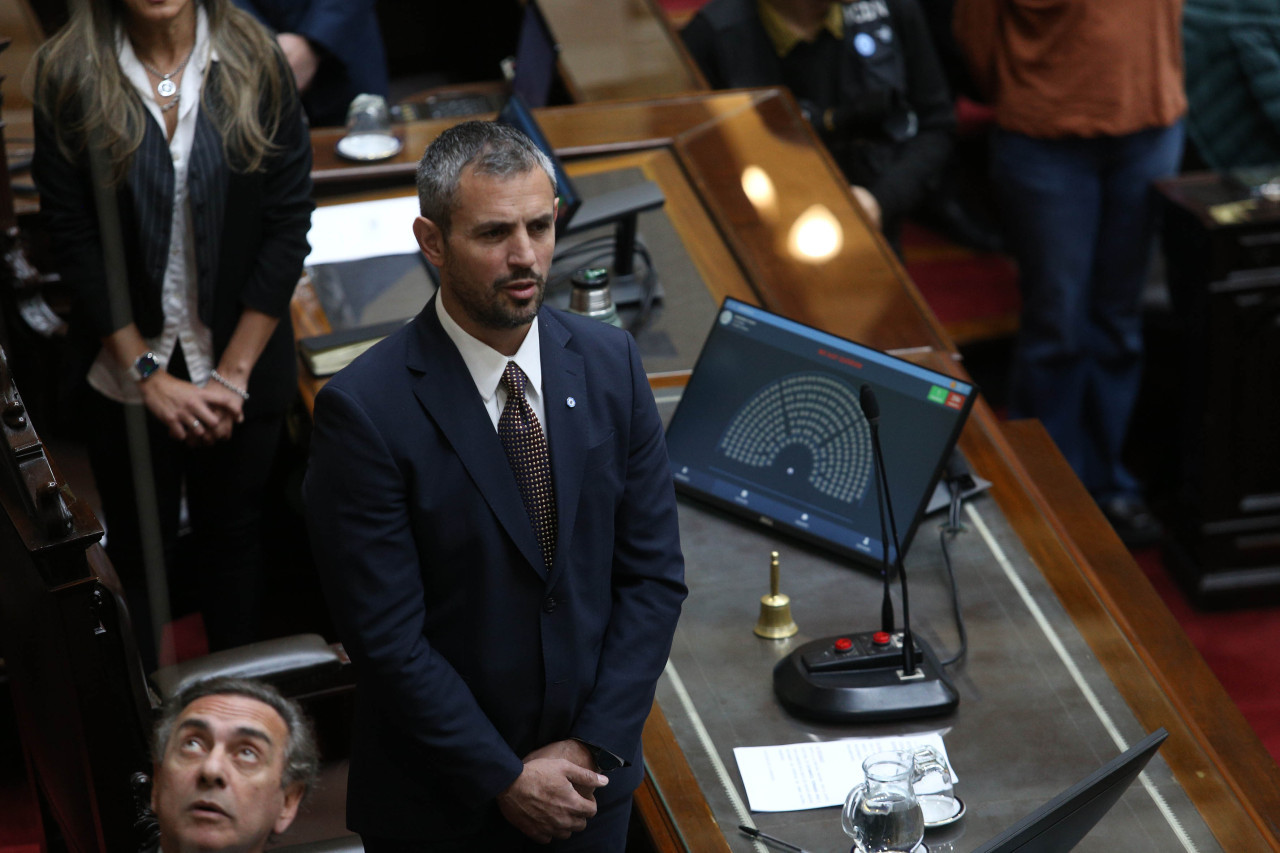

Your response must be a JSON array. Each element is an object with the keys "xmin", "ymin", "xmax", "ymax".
[{"xmin": 148, "ymin": 677, "xmax": 320, "ymax": 853}]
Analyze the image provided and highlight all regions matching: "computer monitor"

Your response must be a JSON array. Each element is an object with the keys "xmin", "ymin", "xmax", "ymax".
[
  {"xmin": 972, "ymin": 728, "xmax": 1169, "ymax": 853},
  {"xmin": 497, "ymin": 92, "xmax": 582, "ymax": 235},
  {"xmin": 511, "ymin": 0, "xmax": 558, "ymax": 108},
  {"xmin": 665, "ymin": 298, "xmax": 976, "ymax": 568},
  {"xmin": 399, "ymin": 1, "xmax": 559, "ymax": 122}
]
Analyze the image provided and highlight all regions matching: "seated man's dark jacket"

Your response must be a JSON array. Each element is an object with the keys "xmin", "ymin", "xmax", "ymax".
[
  {"xmin": 682, "ymin": 0, "xmax": 954, "ymax": 230},
  {"xmin": 233, "ymin": 0, "xmax": 389, "ymax": 126},
  {"xmin": 303, "ymin": 300, "xmax": 687, "ymax": 839}
]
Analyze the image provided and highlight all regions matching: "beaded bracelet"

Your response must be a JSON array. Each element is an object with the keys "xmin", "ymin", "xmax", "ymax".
[{"xmin": 210, "ymin": 369, "xmax": 250, "ymax": 402}]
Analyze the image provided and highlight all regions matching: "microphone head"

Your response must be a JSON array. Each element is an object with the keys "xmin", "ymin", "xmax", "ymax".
[{"xmin": 859, "ymin": 384, "xmax": 880, "ymax": 425}]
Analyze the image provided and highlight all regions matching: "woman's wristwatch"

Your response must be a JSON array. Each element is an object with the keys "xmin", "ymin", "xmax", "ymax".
[{"xmin": 129, "ymin": 351, "xmax": 160, "ymax": 382}]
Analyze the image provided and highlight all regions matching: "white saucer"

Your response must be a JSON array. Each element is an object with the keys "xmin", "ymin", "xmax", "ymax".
[
  {"xmin": 851, "ymin": 839, "xmax": 930, "ymax": 852},
  {"xmin": 335, "ymin": 132, "xmax": 403, "ymax": 162},
  {"xmin": 922, "ymin": 794, "xmax": 966, "ymax": 828}
]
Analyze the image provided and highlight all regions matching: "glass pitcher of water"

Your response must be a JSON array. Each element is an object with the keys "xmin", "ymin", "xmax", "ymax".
[{"xmin": 842, "ymin": 750, "xmax": 928, "ymax": 853}]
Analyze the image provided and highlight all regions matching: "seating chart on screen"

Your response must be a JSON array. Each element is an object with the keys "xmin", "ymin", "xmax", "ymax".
[
  {"xmin": 666, "ymin": 299, "xmax": 976, "ymax": 567},
  {"xmin": 718, "ymin": 372, "xmax": 873, "ymax": 506}
]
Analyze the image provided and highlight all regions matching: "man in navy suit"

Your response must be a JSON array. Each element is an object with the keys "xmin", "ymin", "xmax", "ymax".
[{"xmin": 303, "ymin": 121, "xmax": 687, "ymax": 850}]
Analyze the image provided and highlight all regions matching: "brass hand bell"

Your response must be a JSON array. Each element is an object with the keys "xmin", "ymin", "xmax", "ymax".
[{"xmin": 754, "ymin": 550, "xmax": 798, "ymax": 639}]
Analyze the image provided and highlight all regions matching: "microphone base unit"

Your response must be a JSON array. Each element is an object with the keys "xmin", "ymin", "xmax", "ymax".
[{"xmin": 773, "ymin": 631, "xmax": 958, "ymax": 723}]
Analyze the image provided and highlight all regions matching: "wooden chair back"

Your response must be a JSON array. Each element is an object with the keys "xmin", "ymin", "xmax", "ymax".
[{"xmin": 0, "ymin": 344, "xmax": 156, "ymax": 852}]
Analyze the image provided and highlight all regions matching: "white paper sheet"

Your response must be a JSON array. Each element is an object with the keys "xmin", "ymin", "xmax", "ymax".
[
  {"xmin": 305, "ymin": 196, "xmax": 423, "ymax": 266},
  {"xmin": 733, "ymin": 733, "xmax": 957, "ymax": 813}
]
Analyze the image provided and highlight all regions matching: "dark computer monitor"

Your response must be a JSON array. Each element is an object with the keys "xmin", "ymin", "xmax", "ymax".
[
  {"xmin": 497, "ymin": 92, "xmax": 583, "ymax": 235},
  {"xmin": 665, "ymin": 298, "xmax": 976, "ymax": 569},
  {"xmin": 399, "ymin": 1, "xmax": 559, "ymax": 121},
  {"xmin": 511, "ymin": 0, "xmax": 558, "ymax": 108},
  {"xmin": 972, "ymin": 728, "xmax": 1169, "ymax": 853}
]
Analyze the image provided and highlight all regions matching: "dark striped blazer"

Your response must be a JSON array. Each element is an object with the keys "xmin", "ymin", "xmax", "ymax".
[{"xmin": 32, "ymin": 55, "xmax": 315, "ymax": 416}]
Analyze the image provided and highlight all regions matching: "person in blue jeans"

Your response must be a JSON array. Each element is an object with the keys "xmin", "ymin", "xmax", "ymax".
[
  {"xmin": 955, "ymin": 0, "xmax": 1187, "ymax": 546},
  {"xmin": 992, "ymin": 124, "xmax": 1184, "ymax": 541}
]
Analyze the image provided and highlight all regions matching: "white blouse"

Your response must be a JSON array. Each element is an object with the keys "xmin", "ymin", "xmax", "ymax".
[{"xmin": 88, "ymin": 6, "xmax": 216, "ymax": 404}]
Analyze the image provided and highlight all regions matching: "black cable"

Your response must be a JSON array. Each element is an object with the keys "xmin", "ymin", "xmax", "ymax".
[
  {"xmin": 936, "ymin": 477, "xmax": 969, "ymax": 668},
  {"xmin": 548, "ymin": 235, "xmax": 619, "ymax": 283},
  {"xmin": 881, "ymin": 451, "xmax": 915, "ymax": 674},
  {"xmin": 625, "ymin": 242, "xmax": 658, "ymax": 334},
  {"xmin": 866, "ymin": 397, "xmax": 913, "ymax": 674},
  {"xmin": 551, "ymin": 233, "xmax": 617, "ymax": 261},
  {"xmin": 548, "ymin": 234, "xmax": 641, "ymax": 285},
  {"xmin": 548, "ymin": 249, "xmax": 616, "ymax": 288}
]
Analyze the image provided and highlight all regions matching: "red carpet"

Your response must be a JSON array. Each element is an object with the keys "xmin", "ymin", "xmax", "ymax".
[
  {"xmin": 157, "ymin": 612, "xmax": 210, "ymax": 667},
  {"xmin": 900, "ymin": 220, "xmax": 1020, "ymax": 344},
  {"xmin": 0, "ymin": 698, "xmax": 43, "ymax": 853},
  {"xmin": 1132, "ymin": 548, "xmax": 1280, "ymax": 764}
]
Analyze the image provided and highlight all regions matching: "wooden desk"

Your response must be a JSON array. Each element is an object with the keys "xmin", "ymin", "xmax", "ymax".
[
  {"xmin": 301, "ymin": 89, "xmax": 952, "ymax": 398},
  {"xmin": 300, "ymin": 91, "xmax": 1280, "ymax": 852},
  {"xmin": 1150, "ymin": 172, "xmax": 1280, "ymax": 607},
  {"xmin": 538, "ymin": 0, "xmax": 706, "ymax": 102}
]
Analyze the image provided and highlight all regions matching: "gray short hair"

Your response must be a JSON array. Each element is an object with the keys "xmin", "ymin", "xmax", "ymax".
[
  {"xmin": 152, "ymin": 677, "xmax": 320, "ymax": 796},
  {"xmin": 415, "ymin": 120, "xmax": 557, "ymax": 236}
]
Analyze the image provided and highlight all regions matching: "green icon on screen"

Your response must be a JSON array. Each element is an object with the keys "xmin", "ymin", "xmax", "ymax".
[{"xmin": 927, "ymin": 386, "xmax": 948, "ymax": 404}]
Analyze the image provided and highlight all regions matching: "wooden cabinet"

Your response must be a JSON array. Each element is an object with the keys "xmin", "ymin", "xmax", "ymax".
[{"xmin": 1156, "ymin": 172, "xmax": 1280, "ymax": 607}]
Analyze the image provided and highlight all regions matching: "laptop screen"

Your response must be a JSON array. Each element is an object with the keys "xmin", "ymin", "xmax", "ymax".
[
  {"xmin": 665, "ymin": 298, "xmax": 976, "ymax": 567},
  {"xmin": 972, "ymin": 728, "xmax": 1168, "ymax": 853}
]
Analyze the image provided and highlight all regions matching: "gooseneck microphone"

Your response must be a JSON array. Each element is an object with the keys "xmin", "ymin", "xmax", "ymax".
[
  {"xmin": 770, "ymin": 384, "xmax": 958, "ymax": 722},
  {"xmin": 861, "ymin": 385, "xmax": 916, "ymax": 677},
  {"xmin": 861, "ymin": 385, "xmax": 894, "ymax": 636}
]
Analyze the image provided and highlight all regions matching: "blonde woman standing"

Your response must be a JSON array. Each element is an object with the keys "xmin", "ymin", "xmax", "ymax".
[{"xmin": 33, "ymin": 0, "xmax": 313, "ymax": 666}]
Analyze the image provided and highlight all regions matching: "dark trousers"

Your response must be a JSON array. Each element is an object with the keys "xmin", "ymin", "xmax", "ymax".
[
  {"xmin": 84, "ymin": 373, "xmax": 283, "ymax": 669},
  {"xmin": 990, "ymin": 121, "xmax": 1184, "ymax": 498},
  {"xmin": 360, "ymin": 792, "xmax": 633, "ymax": 853}
]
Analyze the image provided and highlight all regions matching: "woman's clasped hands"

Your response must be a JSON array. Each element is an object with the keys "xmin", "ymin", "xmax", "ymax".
[{"xmin": 139, "ymin": 370, "xmax": 246, "ymax": 446}]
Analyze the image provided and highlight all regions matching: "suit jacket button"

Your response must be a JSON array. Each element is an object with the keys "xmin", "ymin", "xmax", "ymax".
[{"xmin": 543, "ymin": 596, "xmax": 557, "ymax": 613}]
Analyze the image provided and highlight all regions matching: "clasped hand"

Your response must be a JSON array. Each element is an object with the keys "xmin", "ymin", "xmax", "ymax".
[
  {"xmin": 140, "ymin": 371, "xmax": 246, "ymax": 446},
  {"xmin": 496, "ymin": 739, "xmax": 610, "ymax": 844}
]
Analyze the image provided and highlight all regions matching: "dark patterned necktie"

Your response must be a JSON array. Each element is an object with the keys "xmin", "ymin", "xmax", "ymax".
[{"xmin": 498, "ymin": 362, "xmax": 557, "ymax": 569}]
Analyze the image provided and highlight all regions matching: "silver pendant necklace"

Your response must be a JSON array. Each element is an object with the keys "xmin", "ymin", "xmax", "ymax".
[{"xmin": 140, "ymin": 43, "xmax": 195, "ymax": 109}]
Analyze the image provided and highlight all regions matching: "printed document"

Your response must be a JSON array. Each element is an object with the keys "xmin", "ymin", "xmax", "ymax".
[{"xmin": 733, "ymin": 733, "xmax": 956, "ymax": 812}]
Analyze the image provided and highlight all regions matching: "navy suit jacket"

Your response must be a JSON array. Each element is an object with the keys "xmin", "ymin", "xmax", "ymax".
[{"xmin": 303, "ymin": 300, "xmax": 686, "ymax": 838}]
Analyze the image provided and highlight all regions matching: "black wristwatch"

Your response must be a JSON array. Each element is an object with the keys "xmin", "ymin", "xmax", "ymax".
[{"xmin": 130, "ymin": 351, "xmax": 160, "ymax": 382}]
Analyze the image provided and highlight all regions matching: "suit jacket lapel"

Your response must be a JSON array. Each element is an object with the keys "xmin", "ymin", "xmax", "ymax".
[
  {"xmin": 407, "ymin": 300, "xmax": 548, "ymax": 578},
  {"xmin": 540, "ymin": 311, "xmax": 587, "ymax": 589}
]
